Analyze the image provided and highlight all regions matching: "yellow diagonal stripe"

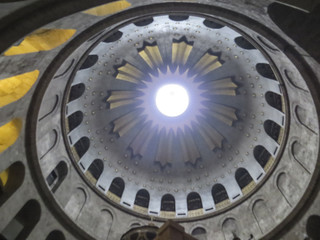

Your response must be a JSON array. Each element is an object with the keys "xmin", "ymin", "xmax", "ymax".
[
  {"xmin": 83, "ymin": 1, "xmax": 131, "ymax": 16},
  {"xmin": 0, "ymin": 119, "xmax": 22, "ymax": 153},
  {"xmin": 0, "ymin": 70, "xmax": 39, "ymax": 107},
  {"xmin": 0, "ymin": 169, "xmax": 9, "ymax": 186},
  {"xmin": 4, "ymin": 29, "xmax": 76, "ymax": 56}
]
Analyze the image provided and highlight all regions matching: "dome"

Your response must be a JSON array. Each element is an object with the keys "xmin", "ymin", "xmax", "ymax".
[{"xmin": 0, "ymin": 1, "xmax": 319, "ymax": 240}]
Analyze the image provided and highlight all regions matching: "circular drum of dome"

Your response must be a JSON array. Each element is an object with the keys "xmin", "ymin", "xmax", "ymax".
[{"xmin": 44, "ymin": 14, "xmax": 289, "ymax": 219}]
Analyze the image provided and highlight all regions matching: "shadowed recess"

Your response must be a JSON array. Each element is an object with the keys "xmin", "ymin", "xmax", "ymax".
[
  {"xmin": 103, "ymin": 31, "xmax": 123, "ymax": 43},
  {"xmin": 203, "ymin": 19, "xmax": 224, "ymax": 29},
  {"xmin": 264, "ymin": 120, "xmax": 281, "ymax": 141},
  {"xmin": 134, "ymin": 18, "xmax": 154, "ymax": 26},
  {"xmin": 46, "ymin": 161, "xmax": 68, "ymax": 193},
  {"xmin": 68, "ymin": 111, "xmax": 84, "ymax": 132},
  {"xmin": 73, "ymin": 137, "xmax": 90, "ymax": 159},
  {"xmin": 235, "ymin": 168, "xmax": 254, "ymax": 189},
  {"xmin": 187, "ymin": 192, "xmax": 203, "ymax": 211},
  {"xmin": 211, "ymin": 184, "xmax": 229, "ymax": 204},
  {"xmin": 46, "ymin": 230, "xmax": 65, "ymax": 240},
  {"xmin": 306, "ymin": 215, "xmax": 320, "ymax": 239},
  {"xmin": 79, "ymin": 55, "xmax": 98, "ymax": 70},
  {"xmin": 109, "ymin": 177, "xmax": 125, "ymax": 198},
  {"xmin": 161, "ymin": 194, "xmax": 175, "ymax": 212},
  {"xmin": 234, "ymin": 36, "xmax": 256, "ymax": 50},
  {"xmin": 68, "ymin": 83, "xmax": 85, "ymax": 102},
  {"xmin": 265, "ymin": 91, "xmax": 283, "ymax": 112},
  {"xmin": 0, "ymin": 200, "xmax": 41, "ymax": 240},
  {"xmin": 254, "ymin": 145, "xmax": 272, "ymax": 169},
  {"xmin": 0, "ymin": 162, "xmax": 25, "ymax": 207},
  {"xmin": 134, "ymin": 189, "xmax": 150, "ymax": 208},
  {"xmin": 256, "ymin": 63, "xmax": 276, "ymax": 80},
  {"xmin": 87, "ymin": 159, "xmax": 104, "ymax": 181},
  {"xmin": 169, "ymin": 15, "xmax": 189, "ymax": 21}
]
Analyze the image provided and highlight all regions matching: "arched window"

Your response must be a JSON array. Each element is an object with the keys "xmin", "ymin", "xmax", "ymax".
[
  {"xmin": 254, "ymin": 145, "xmax": 272, "ymax": 169},
  {"xmin": 68, "ymin": 83, "xmax": 85, "ymax": 102},
  {"xmin": 46, "ymin": 230, "xmax": 65, "ymax": 240},
  {"xmin": 265, "ymin": 91, "xmax": 282, "ymax": 112},
  {"xmin": 74, "ymin": 136, "xmax": 90, "ymax": 159},
  {"xmin": 46, "ymin": 161, "xmax": 68, "ymax": 193},
  {"xmin": 235, "ymin": 168, "xmax": 253, "ymax": 189},
  {"xmin": 79, "ymin": 55, "xmax": 98, "ymax": 70},
  {"xmin": 306, "ymin": 215, "xmax": 320, "ymax": 239},
  {"xmin": 211, "ymin": 184, "xmax": 229, "ymax": 204},
  {"xmin": 109, "ymin": 177, "xmax": 125, "ymax": 198},
  {"xmin": 0, "ymin": 200, "xmax": 40, "ymax": 240},
  {"xmin": 264, "ymin": 120, "xmax": 281, "ymax": 142},
  {"xmin": 68, "ymin": 111, "xmax": 83, "ymax": 132},
  {"xmin": 134, "ymin": 189, "xmax": 150, "ymax": 208},
  {"xmin": 87, "ymin": 159, "xmax": 104, "ymax": 181},
  {"xmin": 161, "ymin": 194, "xmax": 175, "ymax": 212},
  {"xmin": 187, "ymin": 192, "xmax": 203, "ymax": 211},
  {"xmin": 0, "ymin": 162, "xmax": 25, "ymax": 207},
  {"xmin": 192, "ymin": 227, "xmax": 207, "ymax": 240}
]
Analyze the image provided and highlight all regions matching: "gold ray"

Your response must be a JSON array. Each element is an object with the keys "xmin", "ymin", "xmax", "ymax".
[
  {"xmin": 130, "ymin": 121, "xmax": 157, "ymax": 156},
  {"xmin": 155, "ymin": 129, "xmax": 174, "ymax": 166},
  {"xmin": 193, "ymin": 52, "xmax": 222, "ymax": 76},
  {"xmin": 172, "ymin": 41, "xmax": 193, "ymax": 65},
  {"xmin": 107, "ymin": 91, "xmax": 141, "ymax": 109},
  {"xmin": 139, "ymin": 45, "xmax": 163, "ymax": 69},
  {"xmin": 195, "ymin": 118, "xmax": 223, "ymax": 150},
  {"xmin": 116, "ymin": 63, "xmax": 144, "ymax": 84},
  {"xmin": 113, "ymin": 109, "xmax": 144, "ymax": 137},
  {"xmin": 178, "ymin": 127, "xmax": 200, "ymax": 164},
  {"xmin": 0, "ymin": 119, "xmax": 22, "ymax": 153},
  {"xmin": 203, "ymin": 77, "xmax": 237, "ymax": 96},
  {"xmin": 83, "ymin": 1, "xmax": 131, "ymax": 16},
  {"xmin": 205, "ymin": 103, "xmax": 237, "ymax": 126},
  {"xmin": 5, "ymin": 29, "xmax": 76, "ymax": 56},
  {"xmin": 0, "ymin": 70, "xmax": 39, "ymax": 107}
]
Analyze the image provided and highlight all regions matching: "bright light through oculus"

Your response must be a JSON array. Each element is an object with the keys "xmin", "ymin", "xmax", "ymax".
[{"xmin": 155, "ymin": 84, "xmax": 189, "ymax": 117}]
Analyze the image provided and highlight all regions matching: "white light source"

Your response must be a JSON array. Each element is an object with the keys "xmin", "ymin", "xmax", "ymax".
[{"xmin": 155, "ymin": 84, "xmax": 189, "ymax": 117}]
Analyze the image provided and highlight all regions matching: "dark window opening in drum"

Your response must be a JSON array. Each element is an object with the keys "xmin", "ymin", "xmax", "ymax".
[{"xmin": 161, "ymin": 194, "xmax": 175, "ymax": 212}]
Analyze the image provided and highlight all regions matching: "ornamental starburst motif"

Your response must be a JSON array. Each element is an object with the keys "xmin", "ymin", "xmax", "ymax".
[{"xmin": 107, "ymin": 40, "xmax": 238, "ymax": 167}]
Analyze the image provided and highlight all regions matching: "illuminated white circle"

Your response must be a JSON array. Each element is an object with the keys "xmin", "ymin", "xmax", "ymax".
[{"xmin": 155, "ymin": 84, "xmax": 189, "ymax": 117}]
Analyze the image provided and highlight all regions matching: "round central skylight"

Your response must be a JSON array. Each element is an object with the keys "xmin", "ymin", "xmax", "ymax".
[{"xmin": 155, "ymin": 84, "xmax": 189, "ymax": 117}]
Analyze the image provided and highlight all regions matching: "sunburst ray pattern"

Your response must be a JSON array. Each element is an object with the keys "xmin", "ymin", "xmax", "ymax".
[
  {"xmin": 172, "ymin": 41, "xmax": 193, "ymax": 65},
  {"xmin": 107, "ymin": 40, "xmax": 238, "ymax": 166},
  {"xmin": 138, "ymin": 44, "xmax": 163, "ymax": 69},
  {"xmin": 116, "ymin": 63, "xmax": 144, "ymax": 84}
]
